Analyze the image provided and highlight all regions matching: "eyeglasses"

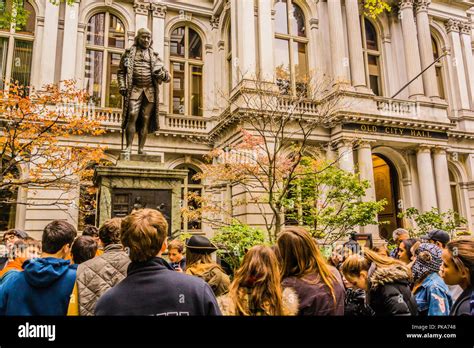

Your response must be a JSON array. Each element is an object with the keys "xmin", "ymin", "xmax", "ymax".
[{"xmin": 3, "ymin": 234, "xmax": 16, "ymax": 242}]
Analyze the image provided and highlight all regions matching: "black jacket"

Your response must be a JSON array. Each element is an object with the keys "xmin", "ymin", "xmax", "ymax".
[
  {"xmin": 368, "ymin": 264, "xmax": 418, "ymax": 316},
  {"xmin": 95, "ymin": 257, "xmax": 221, "ymax": 316},
  {"xmin": 450, "ymin": 286, "xmax": 473, "ymax": 316}
]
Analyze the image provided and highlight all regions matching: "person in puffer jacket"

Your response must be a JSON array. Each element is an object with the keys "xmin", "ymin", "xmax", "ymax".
[
  {"xmin": 69, "ymin": 218, "xmax": 130, "ymax": 316},
  {"xmin": 341, "ymin": 248, "xmax": 418, "ymax": 316},
  {"xmin": 0, "ymin": 221, "xmax": 77, "ymax": 315}
]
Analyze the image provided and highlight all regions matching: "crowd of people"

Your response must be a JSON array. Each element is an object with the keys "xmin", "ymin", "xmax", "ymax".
[{"xmin": 0, "ymin": 208, "xmax": 473, "ymax": 316}]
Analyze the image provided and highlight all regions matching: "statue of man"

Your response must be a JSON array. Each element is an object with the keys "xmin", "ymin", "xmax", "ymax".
[{"xmin": 118, "ymin": 28, "xmax": 170, "ymax": 155}]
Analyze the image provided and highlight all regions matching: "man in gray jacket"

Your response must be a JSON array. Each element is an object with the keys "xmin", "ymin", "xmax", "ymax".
[{"xmin": 75, "ymin": 218, "xmax": 130, "ymax": 315}]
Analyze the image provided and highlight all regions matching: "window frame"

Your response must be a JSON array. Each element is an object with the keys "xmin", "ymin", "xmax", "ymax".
[
  {"xmin": 431, "ymin": 35, "xmax": 446, "ymax": 100},
  {"xmin": 0, "ymin": 0, "xmax": 35, "ymax": 91},
  {"xmin": 361, "ymin": 17, "xmax": 383, "ymax": 96},
  {"xmin": 177, "ymin": 164, "xmax": 203, "ymax": 233},
  {"xmin": 273, "ymin": 0, "xmax": 309, "ymax": 96},
  {"xmin": 85, "ymin": 11, "xmax": 126, "ymax": 109},
  {"xmin": 169, "ymin": 25, "xmax": 204, "ymax": 117}
]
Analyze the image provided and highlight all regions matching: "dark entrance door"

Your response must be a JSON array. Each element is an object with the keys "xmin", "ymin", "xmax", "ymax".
[
  {"xmin": 372, "ymin": 154, "xmax": 402, "ymax": 241},
  {"xmin": 111, "ymin": 189, "xmax": 172, "ymax": 236}
]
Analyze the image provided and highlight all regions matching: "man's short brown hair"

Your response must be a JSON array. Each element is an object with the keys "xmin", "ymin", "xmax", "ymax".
[
  {"xmin": 99, "ymin": 218, "xmax": 122, "ymax": 246},
  {"xmin": 168, "ymin": 239, "xmax": 184, "ymax": 253},
  {"xmin": 121, "ymin": 209, "xmax": 168, "ymax": 262}
]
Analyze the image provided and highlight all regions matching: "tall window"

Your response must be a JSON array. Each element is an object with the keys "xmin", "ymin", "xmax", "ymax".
[
  {"xmin": 85, "ymin": 12, "xmax": 125, "ymax": 108},
  {"xmin": 361, "ymin": 18, "xmax": 382, "ymax": 96},
  {"xmin": 449, "ymin": 169, "xmax": 461, "ymax": 221},
  {"xmin": 0, "ymin": 0, "xmax": 35, "ymax": 92},
  {"xmin": 274, "ymin": 0, "xmax": 308, "ymax": 96},
  {"xmin": 177, "ymin": 164, "xmax": 203, "ymax": 232},
  {"xmin": 170, "ymin": 25, "xmax": 203, "ymax": 116},
  {"xmin": 432, "ymin": 36, "xmax": 445, "ymax": 100},
  {"xmin": 226, "ymin": 22, "xmax": 232, "ymax": 95}
]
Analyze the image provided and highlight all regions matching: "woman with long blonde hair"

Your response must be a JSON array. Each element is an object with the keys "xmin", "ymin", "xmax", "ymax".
[
  {"xmin": 341, "ymin": 247, "xmax": 418, "ymax": 316},
  {"xmin": 277, "ymin": 227, "xmax": 345, "ymax": 315},
  {"xmin": 217, "ymin": 245, "xmax": 298, "ymax": 316}
]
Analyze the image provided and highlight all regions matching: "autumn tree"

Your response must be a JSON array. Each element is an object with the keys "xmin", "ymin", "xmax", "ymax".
[{"xmin": 0, "ymin": 81, "xmax": 105, "ymax": 214}]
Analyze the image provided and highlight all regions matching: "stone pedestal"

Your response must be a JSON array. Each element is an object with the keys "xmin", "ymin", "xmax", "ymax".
[{"xmin": 93, "ymin": 156, "xmax": 188, "ymax": 236}]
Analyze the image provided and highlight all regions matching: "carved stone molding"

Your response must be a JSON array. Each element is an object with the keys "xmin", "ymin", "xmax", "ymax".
[
  {"xmin": 205, "ymin": 43, "xmax": 213, "ymax": 54},
  {"xmin": 210, "ymin": 15, "xmax": 219, "ymax": 30},
  {"xmin": 460, "ymin": 22, "xmax": 472, "ymax": 35},
  {"xmin": 133, "ymin": 1, "xmax": 149, "ymax": 16},
  {"xmin": 309, "ymin": 18, "xmax": 319, "ymax": 30},
  {"xmin": 150, "ymin": 3, "xmax": 167, "ymax": 18},
  {"xmin": 445, "ymin": 18, "xmax": 460, "ymax": 33},
  {"xmin": 179, "ymin": 9, "xmax": 192, "ymax": 21},
  {"xmin": 415, "ymin": 0, "xmax": 430, "ymax": 13},
  {"xmin": 399, "ymin": 0, "xmax": 414, "ymax": 11}
]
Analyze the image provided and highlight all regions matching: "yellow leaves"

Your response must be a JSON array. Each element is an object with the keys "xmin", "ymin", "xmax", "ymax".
[{"xmin": 362, "ymin": 0, "xmax": 391, "ymax": 19}]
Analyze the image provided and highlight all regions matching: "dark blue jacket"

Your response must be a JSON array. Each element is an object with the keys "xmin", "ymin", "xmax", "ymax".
[
  {"xmin": 0, "ymin": 257, "xmax": 76, "ymax": 316},
  {"xmin": 414, "ymin": 273, "xmax": 452, "ymax": 316},
  {"xmin": 95, "ymin": 257, "xmax": 221, "ymax": 316}
]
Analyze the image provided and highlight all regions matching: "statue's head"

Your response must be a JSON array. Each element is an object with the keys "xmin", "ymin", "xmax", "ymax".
[{"xmin": 135, "ymin": 28, "xmax": 152, "ymax": 49}]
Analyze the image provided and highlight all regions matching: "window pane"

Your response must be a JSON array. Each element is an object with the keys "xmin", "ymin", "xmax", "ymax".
[
  {"xmin": 227, "ymin": 25, "xmax": 231, "ymax": 53},
  {"xmin": 170, "ymin": 27, "xmax": 185, "ymax": 57},
  {"xmin": 432, "ymin": 37, "xmax": 439, "ymax": 59},
  {"xmin": 108, "ymin": 14, "xmax": 125, "ymax": 49},
  {"xmin": 188, "ymin": 28, "xmax": 202, "ymax": 60},
  {"xmin": 436, "ymin": 66, "xmax": 445, "ymax": 100},
  {"xmin": 187, "ymin": 188, "xmax": 202, "ymax": 230},
  {"xmin": 369, "ymin": 75, "xmax": 380, "ymax": 96},
  {"xmin": 172, "ymin": 62, "xmax": 184, "ymax": 114},
  {"xmin": 11, "ymin": 39, "xmax": 33, "ymax": 90},
  {"xmin": 85, "ymin": 49, "xmax": 103, "ymax": 106},
  {"xmin": 190, "ymin": 65, "xmax": 202, "ymax": 116},
  {"xmin": 16, "ymin": 1, "xmax": 35, "ymax": 34},
  {"xmin": 293, "ymin": 41, "xmax": 308, "ymax": 82},
  {"xmin": 275, "ymin": 0, "xmax": 288, "ymax": 34},
  {"xmin": 87, "ymin": 13, "xmax": 105, "ymax": 46},
  {"xmin": 364, "ymin": 19, "xmax": 378, "ymax": 51},
  {"xmin": 274, "ymin": 38, "xmax": 290, "ymax": 94},
  {"xmin": 290, "ymin": 3, "xmax": 305, "ymax": 37},
  {"xmin": 106, "ymin": 52, "xmax": 122, "ymax": 108},
  {"xmin": 0, "ymin": 37, "xmax": 7, "ymax": 89}
]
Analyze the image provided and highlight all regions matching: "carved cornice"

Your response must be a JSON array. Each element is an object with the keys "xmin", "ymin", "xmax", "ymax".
[
  {"xmin": 445, "ymin": 18, "xmax": 460, "ymax": 33},
  {"xmin": 309, "ymin": 18, "xmax": 319, "ymax": 30},
  {"xmin": 133, "ymin": 1, "xmax": 149, "ymax": 16},
  {"xmin": 150, "ymin": 3, "xmax": 167, "ymax": 18}
]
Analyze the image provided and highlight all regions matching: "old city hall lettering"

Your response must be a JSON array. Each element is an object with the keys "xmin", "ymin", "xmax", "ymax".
[{"xmin": 343, "ymin": 123, "xmax": 448, "ymax": 140}]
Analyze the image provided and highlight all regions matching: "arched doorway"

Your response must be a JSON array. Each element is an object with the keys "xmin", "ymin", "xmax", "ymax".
[{"xmin": 372, "ymin": 154, "xmax": 402, "ymax": 240}]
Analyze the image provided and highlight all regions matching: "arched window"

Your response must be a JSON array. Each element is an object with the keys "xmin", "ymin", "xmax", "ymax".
[
  {"xmin": 0, "ymin": 0, "xmax": 35, "ymax": 92},
  {"xmin": 361, "ymin": 18, "xmax": 382, "ymax": 96},
  {"xmin": 85, "ymin": 12, "xmax": 125, "ymax": 108},
  {"xmin": 432, "ymin": 35, "xmax": 445, "ymax": 100},
  {"xmin": 170, "ymin": 25, "xmax": 203, "ymax": 116},
  {"xmin": 274, "ymin": 0, "xmax": 308, "ymax": 96},
  {"xmin": 176, "ymin": 164, "xmax": 203, "ymax": 232}
]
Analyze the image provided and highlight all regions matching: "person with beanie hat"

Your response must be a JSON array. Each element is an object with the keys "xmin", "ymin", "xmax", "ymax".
[{"xmin": 411, "ymin": 243, "xmax": 452, "ymax": 316}]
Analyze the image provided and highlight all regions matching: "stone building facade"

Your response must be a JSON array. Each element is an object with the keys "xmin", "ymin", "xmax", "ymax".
[{"xmin": 1, "ymin": 0, "xmax": 474, "ymax": 241}]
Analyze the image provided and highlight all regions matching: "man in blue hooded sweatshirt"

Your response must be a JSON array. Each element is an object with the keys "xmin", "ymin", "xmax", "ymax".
[{"xmin": 0, "ymin": 220, "xmax": 77, "ymax": 315}]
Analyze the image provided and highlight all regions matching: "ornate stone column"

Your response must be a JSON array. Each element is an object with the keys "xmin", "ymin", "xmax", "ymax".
[
  {"xmin": 151, "ymin": 3, "xmax": 166, "ymax": 60},
  {"xmin": 327, "ymin": 0, "xmax": 349, "ymax": 84},
  {"xmin": 258, "ymin": 0, "xmax": 274, "ymax": 81},
  {"xmin": 345, "ymin": 0, "xmax": 366, "ymax": 89},
  {"xmin": 39, "ymin": 1, "xmax": 60, "ymax": 86},
  {"xmin": 134, "ymin": 0, "xmax": 149, "ymax": 32},
  {"xmin": 399, "ymin": 0, "xmax": 424, "ymax": 98},
  {"xmin": 446, "ymin": 19, "xmax": 471, "ymax": 110},
  {"xmin": 338, "ymin": 141, "xmax": 354, "ymax": 173},
  {"xmin": 460, "ymin": 22, "xmax": 474, "ymax": 107},
  {"xmin": 357, "ymin": 142, "xmax": 380, "ymax": 236},
  {"xmin": 433, "ymin": 147, "xmax": 453, "ymax": 213},
  {"xmin": 60, "ymin": 0, "xmax": 79, "ymax": 82},
  {"xmin": 415, "ymin": 0, "xmax": 438, "ymax": 98},
  {"xmin": 416, "ymin": 145, "xmax": 438, "ymax": 212}
]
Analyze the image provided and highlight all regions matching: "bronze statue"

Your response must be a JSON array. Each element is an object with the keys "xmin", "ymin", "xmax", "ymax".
[{"xmin": 118, "ymin": 28, "xmax": 170, "ymax": 155}]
